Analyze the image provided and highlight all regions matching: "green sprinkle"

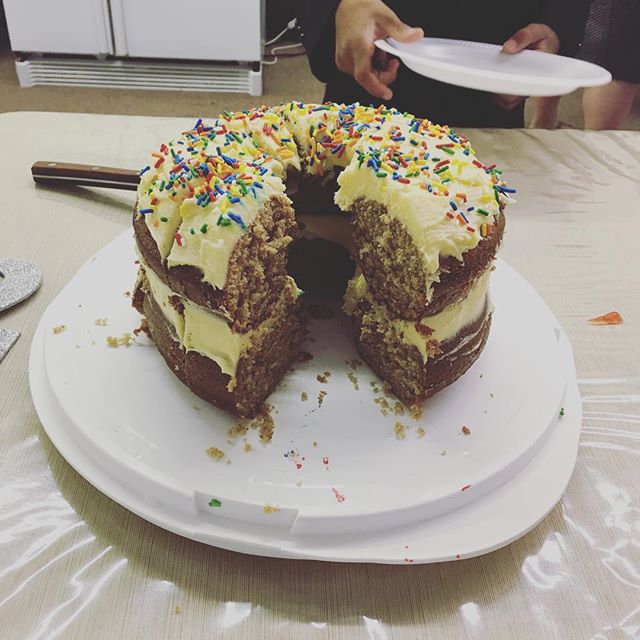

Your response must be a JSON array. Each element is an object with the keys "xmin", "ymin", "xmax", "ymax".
[
  {"xmin": 477, "ymin": 208, "xmax": 491, "ymax": 216},
  {"xmin": 442, "ymin": 146, "xmax": 455, "ymax": 155},
  {"xmin": 376, "ymin": 171, "xmax": 387, "ymax": 178},
  {"xmin": 160, "ymin": 216, "xmax": 168, "ymax": 222},
  {"xmin": 200, "ymin": 223, "xmax": 208, "ymax": 233},
  {"xmin": 208, "ymin": 498, "xmax": 222, "ymax": 508},
  {"xmin": 434, "ymin": 167, "xmax": 449, "ymax": 175},
  {"xmin": 216, "ymin": 215, "xmax": 231, "ymax": 227},
  {"xmin": 190, "ymin": 227, "xmax": 195, "ymax": 235},
  {"xmin": 559, "ymin": 407, "xmax": 565, "ymax": 417},
  {"xmin": 441, "ymin": 178, "xmax": 451, "ymax": 184},
  {"xmin": 171, "ymin": 191, "xmax": 177, "ymax": 196}
]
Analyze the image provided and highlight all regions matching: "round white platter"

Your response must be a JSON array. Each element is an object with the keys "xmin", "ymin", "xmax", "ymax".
[
  {"xmin": 375, "ymin": 37, "xmax": 612, "ymax": 97},
  {"xmin": 29, "ymin": 231, "xmax": 581, "ymax": 563}
]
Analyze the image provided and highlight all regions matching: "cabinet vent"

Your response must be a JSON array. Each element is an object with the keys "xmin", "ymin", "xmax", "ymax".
[{"xmin": 15, "ymin": 56, "xmax": 262, "ymax": 96}]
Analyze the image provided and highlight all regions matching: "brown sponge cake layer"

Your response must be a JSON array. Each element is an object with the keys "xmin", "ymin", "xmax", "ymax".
[
  {"xmin": 134, "ymin": 194, "xmax": 298, "ymax": 333},
  {"xmin": 350, "ymin": 198, "xmax": 505, "ymax": 320},
  {"xmin": 349, "ymin": 296, "xmax": 492, "ymax": 405},
  {"xmin": 133, "ymin": 272, "xmax": 305, "ymax": 418}
]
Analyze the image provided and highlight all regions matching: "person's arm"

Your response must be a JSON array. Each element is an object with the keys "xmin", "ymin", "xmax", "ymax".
[
  {"xmin": 298, "ymin": 0, "xmax": 423, "ymax": 101},
  {"xmin": 298, "ymin": 0, "xmax": 341, "ymax": 83}
]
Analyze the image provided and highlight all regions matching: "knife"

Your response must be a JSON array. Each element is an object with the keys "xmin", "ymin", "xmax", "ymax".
[{"xmin": 31, "ymin": 161, "xmax": 140, "ymax": 191}]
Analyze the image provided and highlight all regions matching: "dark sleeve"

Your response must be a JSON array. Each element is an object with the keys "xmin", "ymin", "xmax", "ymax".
[
  {"xmin": 297, "ymin": 0, "xmax": 341, "ymax": 82},
  {"xmin": 538, "ymin": 0, "xmax": 590, "ymax": 57}
]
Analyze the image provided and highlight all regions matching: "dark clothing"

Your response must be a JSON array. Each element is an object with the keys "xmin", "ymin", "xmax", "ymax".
[
  {"xmin": 580, "ymin": 0, "xmax": 640, "ymax": 82},
  {"xmin": 299, "ymin": 0, "xmax": 589, "ymax": 127}
]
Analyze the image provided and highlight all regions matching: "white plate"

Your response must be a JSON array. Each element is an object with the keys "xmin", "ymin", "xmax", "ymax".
[
  {"xmin": 29, "ymin": 231, "xmax": 581, "ymax": 562},
  {"xmin": 375, "ymin": 37, "xmax": 612, "ymax": 96}
]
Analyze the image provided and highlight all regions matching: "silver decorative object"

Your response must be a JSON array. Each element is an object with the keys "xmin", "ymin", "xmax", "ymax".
[{"xmin": 0, "ymin": 258, "xmax": 42, "ymax": 361}]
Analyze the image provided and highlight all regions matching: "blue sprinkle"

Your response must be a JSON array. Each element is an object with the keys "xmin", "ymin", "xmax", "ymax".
[
  {"xmin": 194, "ymin": 118, "xmax": 203, "ymax": 129},
  {"xmin": 427, "ymin": 184, "xmax": 433, "ymax": 192},
  {"xmin": 227, "ymin": 212, "xmax": 246, "ymax": 229},
  {"xmin": 139, "ymin": 166, "xmax": 151, "ymax": 176},
  {"xmin": 449, "ymin": 201, "xmax": 458, "ymax": 211},
  {"xmin": 252, "ymin": 181, "xmax": 263, "ymax": 189},
  {"xmin": 139, "ymin": 208, "xmax": 153, "ymax": 214},
  {"xmin": 229, "ymin": 196, "xmax": 241, "ymax": 204}
]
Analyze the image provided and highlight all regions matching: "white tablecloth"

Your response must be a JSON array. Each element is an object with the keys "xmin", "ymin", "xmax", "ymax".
[{"xmin": 1, "ymin": 112, "xmax": 639, "ymax": 639}]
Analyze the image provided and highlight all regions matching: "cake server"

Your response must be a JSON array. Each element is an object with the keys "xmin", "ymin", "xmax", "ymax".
[{"xmin": 0, "ymin": 258, "xmax": 42, "ymax": 362}]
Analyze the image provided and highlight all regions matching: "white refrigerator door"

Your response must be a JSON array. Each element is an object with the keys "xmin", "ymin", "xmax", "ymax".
[
  {"xmin": 111, "ymin": 0, "xmax": 262, "ymax": 61},
  {"xmin": 3, "ymin": 0, "xmax": 113, "ymax": 55}
]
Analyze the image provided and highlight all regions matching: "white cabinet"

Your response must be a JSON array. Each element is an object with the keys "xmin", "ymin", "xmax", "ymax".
[
  {"xmin": 5, "ymin": 0, "xmax": 264, "ymax": 94},
  {"xmin": 111, "ymin": 0, "xmax": 262, "ymax": 61},
  {"xmin": 3, "ymin": 0, "xmax": 112, "ymax": 56}
]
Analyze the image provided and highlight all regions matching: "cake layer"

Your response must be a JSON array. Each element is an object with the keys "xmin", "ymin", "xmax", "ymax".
[
  {"xmin": 349, "ymin": 198, "xmax": 504, "ymax": 319},
  {"xmin": 133, "ymin": 266, "xmax": 305, "ymax": 417},
  {"xmin": 134, "ymin": 193, "xmax": 298, "ymax": 332},
  {"xmin": 345, "ymin": 271, "xmax": 493, "ymax": 404}
]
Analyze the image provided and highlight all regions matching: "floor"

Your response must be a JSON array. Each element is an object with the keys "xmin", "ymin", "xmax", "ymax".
[{"xmin": 0, "ymin": 49, "xmax": 639, "ymax": 130}]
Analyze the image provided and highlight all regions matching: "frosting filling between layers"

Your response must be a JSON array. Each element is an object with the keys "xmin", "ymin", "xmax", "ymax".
[
  {"xmin": 345, "ymin": 269, "xmax": 492, "ymax": 363},
  {"xmin": 140, "ymin": 260, "xmax": 300, "ymax": 377}
]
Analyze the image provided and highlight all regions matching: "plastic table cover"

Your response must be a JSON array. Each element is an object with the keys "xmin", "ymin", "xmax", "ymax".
[{"xmin": 1, "ymin": 112, "xmax": 639, "ymax": 639}]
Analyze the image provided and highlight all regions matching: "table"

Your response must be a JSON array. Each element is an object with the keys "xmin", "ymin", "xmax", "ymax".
[{"xmin": 1, "ymin": 112, "xmax": 639, "ymax": 639}]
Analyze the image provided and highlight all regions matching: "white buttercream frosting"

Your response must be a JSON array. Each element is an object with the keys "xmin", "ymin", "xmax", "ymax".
[{"xmin": 344, "ymin": 269, "xmax": 491, "ymax": 363}]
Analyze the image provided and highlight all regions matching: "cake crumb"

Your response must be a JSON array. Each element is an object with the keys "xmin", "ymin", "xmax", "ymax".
[
  {"xmin": 301, "ymin": 392, "xmax": 308, "ymax": 401},
  {"xmin": 347, "ymin": 371, "xmax": 360, "ymax": 390},
  {"xmin": 462, "ymin": 425, "xmax": 472, "ymax": 435},
  {"xmin": 347, "ymin": 359, "xmax": 362, "ymax": 369},
  {"xmin": 417, "ymin": 427, "xmax": 426, "ymax": 438},
  {"xmin": 394, "ymin": 422, "xmax": 407, "ymax": 440},
  {"xmin": 123, "ymin": 290, "xmax": 131, "ymax": 297},
  {"xmin": 296, "ymin": 480, "xmax": 303, "ymax": 487},
  {"xmin": 263, "ymin": 505, "xmax": 280, "ymax": 514},
  {"xmin": 106, "ymin": 333, "xmax": 133, "ymax": 348},
  {"xmin": 244, "ymin": 441, "xmax": 253, "ymax": 452},
  {"xmin": 297, "ymin": 351, "xmax": 314, "ymax": 363},
  {"xmin": 175, "ymin": 606, "xmax": 182, "ymax": 615},
  {"xmin": 206, "ymin": 447, "xmax": 225, "ymax": 461},
  {"xmin": 318, "ymin": 390, "xmax": 327, "ymax": 406},
  {"xmin": 308, "ymin": 303, "xmax": 334, "ymax": 319},
  {"xmin": 393, "ymin": 402, "xmax": 405, "ymax": 416},
  {"xmin": 409, "ymin": 404, "xmax": 423, "ymax": 421},
  {"xmin": 252, "ymin": 404, "xmax": 275, "ymax": 443},
  {"xmin": 52, "ymin": 325, "xmax": 66, "ymax": 334},
  {"xmin": 133, "ymin": 318, "xmax": 150, "ymax": 337},
  {"xmin": 94, "ymin": 318, "xmax": 108, "ymax": 326},
  {"xmin": 441, "ymin": 449, "xmax": 447, "ymax": 456},
  {"xmin": 225, "ymin": 459, "xmax": 232, "ymax": 465},
  {"xmin": 490, "ymin": 393, "xmax": 494, "ymax": 399},
  {"xmin": 312, "ymin": 441, "xmax": 318, "ymax": 448},
  {"xmin": 228, "ymin": 420, "xmax": 248, "ymax": 439},
  {"xmin": 316, "ymin": 371, "xmax": 331, "ymax": 384}
]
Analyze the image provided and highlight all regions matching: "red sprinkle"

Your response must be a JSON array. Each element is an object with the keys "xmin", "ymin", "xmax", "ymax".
[
  {"xmin": 434, "ymin": 159, "xmax": 450, "ymax": 170},
  {"xmin": 397, "ymin": 177, "xmax": 411, "ymax": 184},
  {"xmin": 331, "ymin": 487, "xmax": 346, "ymax": 503},
  {"xmin": 154, "ymin": 157, "xmax": 164, "ymax": 168},
  {"xmin": 446, "ymin": 212, "xmax": 455, "ymax": 219},
  {"xmin": 461, "ymin": 484, "xmax": 471, "ymax": 492},
  {"xmin": 175, "ymin": 232, "xmax": 183, "ymax": 247},
  {"xmin": 473, "ymin": 160, "xmax": 484, "ymax": 168},
  {"xmin": 466, "ymin": 226, "xmax": 476, "ymax": 233}
]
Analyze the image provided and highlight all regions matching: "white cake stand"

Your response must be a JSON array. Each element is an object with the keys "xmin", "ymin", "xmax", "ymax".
[{"xmin": 29, "ymin": 231, "xmax": 581, "ymax": 563}]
